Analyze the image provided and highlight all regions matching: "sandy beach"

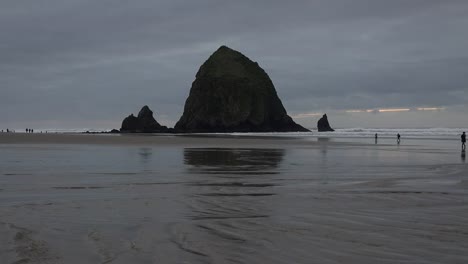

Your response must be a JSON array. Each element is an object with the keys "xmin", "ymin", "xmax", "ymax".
[{"xmin": 1, "ymin": 133, "xmax": 467, "ymax": 263}]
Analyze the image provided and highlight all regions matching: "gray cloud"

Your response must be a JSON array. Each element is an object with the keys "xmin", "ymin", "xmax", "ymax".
[{"xmin": 1, "ymin": 0, "xmax": 467, "ymax": 129}]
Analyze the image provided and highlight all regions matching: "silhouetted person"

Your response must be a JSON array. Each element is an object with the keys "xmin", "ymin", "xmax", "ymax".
[
  {"xmin": 462, "ymin": 132, "xmax": 466, "ymax": 151},
  {"xmin": 31, "ymin": 129, "xmax": 34, "ymax": 133},
  {"xmin": 374, "ymin": 133, "xmax": 378, "ymax": 144},
  {"xmin": 397, "ymin": 133, "xmax": 401, "ymax": 144},
  {"xmin": 7, "ymin": 129, "xmax": 9, "ymax": 133}
]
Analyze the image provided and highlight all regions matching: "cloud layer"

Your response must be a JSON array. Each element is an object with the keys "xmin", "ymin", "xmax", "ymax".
[{"xmin": 1, "ymin": 0, "xmax": 467, "ymax": 129}]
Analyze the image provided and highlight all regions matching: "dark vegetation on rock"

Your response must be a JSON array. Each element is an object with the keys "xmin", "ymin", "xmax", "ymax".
[
  {"xmin": 317, "ymin": 114, "xmax": 334, "ymax": 132},
  {"xmin": 120, "ymin": 105, "xmax": 168, "ymax": 133},
  {"xmin": 174, "ymin": 46, "xmax": 309, "ymax": 132}
]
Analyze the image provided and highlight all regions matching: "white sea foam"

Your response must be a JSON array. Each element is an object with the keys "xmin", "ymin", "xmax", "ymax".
[
  {"xmin": 230, "ymin": 127, "xmax": 468, "ymax": 139},
  {"xmin": 8, "ymin": 127, "xmax": 467, "ymax": 139}
]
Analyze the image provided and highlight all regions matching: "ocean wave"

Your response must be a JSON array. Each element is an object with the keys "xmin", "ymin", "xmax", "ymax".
[
  {"xmin": 8, "ymin": 127, "xmax": 467, "ymax": 139},
  {"xmin": 230, "ymin": 128, "xmax": 468, "ymax": 138}
]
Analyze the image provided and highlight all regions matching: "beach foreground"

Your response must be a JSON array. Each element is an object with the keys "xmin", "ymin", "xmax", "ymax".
[{"xmin": 1, "ymin": 133, "xmax": 467, "ymax": 263}]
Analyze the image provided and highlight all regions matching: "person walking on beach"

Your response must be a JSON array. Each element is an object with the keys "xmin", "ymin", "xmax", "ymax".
[
  {"xmin": 462, "ymin": 132, "xmax": 466, "ymax": 151},
  {"xmin": 374, "ymin": 133, "xmax": 378, "ymax": 144},
  {"xmin": 397, "ymin": 133, "xmax": 401, "ymax": 144}
]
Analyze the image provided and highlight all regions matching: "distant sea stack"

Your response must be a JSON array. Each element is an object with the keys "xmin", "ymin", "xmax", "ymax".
[
  {"xmin": 317, "ymin": 114, "xmax": 334, "ymax": 132},
  {"xmin": 175, "ymin": 46, "xmax": 309, "ymax": 132},
  {"xmin": 120, "ymin": 105, "xmax": 168, "ymax": 133}
]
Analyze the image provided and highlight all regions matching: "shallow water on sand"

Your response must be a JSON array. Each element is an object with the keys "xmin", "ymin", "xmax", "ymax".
[{"xmin": 0, "ymin": 136, "xmax": 467, "ymax": 264}]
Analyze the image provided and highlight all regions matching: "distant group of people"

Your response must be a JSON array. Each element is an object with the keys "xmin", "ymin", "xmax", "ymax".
[
  {"xmin": 0, "ymin": 128, "xmax": 40, "ymax": 133},
  {"xmin": 375, "ymin": 133, "xmax": 401, "ymax": 144},
  {"xmin": 373, "ymin": 133, "xmax": 400, "ymax": 144}
]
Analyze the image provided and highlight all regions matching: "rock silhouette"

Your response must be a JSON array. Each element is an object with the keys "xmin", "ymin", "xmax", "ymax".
[
  {"xmin": 317, "ymin": 114, "xmax": 334, "ymax": 132},
  {"xmin": 175, "ymin": 46, "xmax": 309, "ymax": 132},
  {"xmin": 120, "ymin": 105, "xmax": 168, "ymax": 133}
]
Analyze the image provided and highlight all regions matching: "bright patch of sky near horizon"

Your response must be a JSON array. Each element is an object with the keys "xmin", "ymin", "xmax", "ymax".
[{"xmin": 1, "ymin": 0, "xmax": 467, "ymax": 129}]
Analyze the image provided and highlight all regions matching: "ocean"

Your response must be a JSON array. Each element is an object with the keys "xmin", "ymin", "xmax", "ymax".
[{"xmin": 25, "ymin": 127, "xmax": 467, "ymax": 138}]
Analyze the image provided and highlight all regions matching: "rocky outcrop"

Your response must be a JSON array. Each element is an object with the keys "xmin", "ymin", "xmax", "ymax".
[
  {"xmin": 317, "ymin": 114, "xmax": 334, "ymax": 132},
  {"xmin": 174, "ymin": 46, "xmax": 309, "ymax": 132},
  {"xmin": 120, "ymin": 105, "xmax": 168, "ymax": 133}
]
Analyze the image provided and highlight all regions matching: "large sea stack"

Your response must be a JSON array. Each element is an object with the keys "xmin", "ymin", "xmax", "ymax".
[
  {"xmin": 317, "ymin": 114, "xmax": 334, "ymax": 132},
  {"xmin": 175, "ymin": 46, "xmax": 309, "ymax": 132},
  {"xmin": 120, "ymin": 105, "xmax": 168, "ymax": 133}
]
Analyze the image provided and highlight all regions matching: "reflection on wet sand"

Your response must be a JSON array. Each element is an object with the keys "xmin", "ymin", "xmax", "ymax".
[
  {"xmin": 138, "ymin": 147, "xmax": 152, "ymax": 164},
  {"xmin": 170, "ymin": 148, "xmax": 285, "ymax": 262},
  {"xmin": 183, "ymin": 148, "xmax": 284, "ymax": 198},
  {"xmin": 184, "ymin": 148, "xmax": 284, "ymax": 174},
  {"xmin": 317, "ymin": 138, "xmax": 330, "ymax": 184},
  {"xmin": 317, "ymin": 137, "xmax": 331, "ymax": 142}
]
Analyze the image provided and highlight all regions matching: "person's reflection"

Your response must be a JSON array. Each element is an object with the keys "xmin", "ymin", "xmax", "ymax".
[
  {"xmin": 317, "ymin": 137, "xmax": 330, "ymax": 155},
  {"xmin": 462, "ymin": 151, "xmax": 466, "ymax": 163},
  {"xmin": 139, "ymin": 147, "xmax": 152, "ymax": 164},
  {"xmin": 317, "ymin": 137, "xmax": 330, "ymax": 143},
  {"xmin": 317, "ymin": 137, "xmax": 330, "ymax": 184}
]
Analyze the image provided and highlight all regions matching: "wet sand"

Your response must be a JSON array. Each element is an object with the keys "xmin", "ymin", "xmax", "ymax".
[{"xmin": 0, "ymin": 133, "xmax": 467, "ymax": 263}]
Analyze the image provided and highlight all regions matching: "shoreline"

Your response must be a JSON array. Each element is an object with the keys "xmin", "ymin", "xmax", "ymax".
[
  {"xmin": 0, "ymin": 131, "xmax": 459, "ymax": 148},
  {"xmin": 0, "ymin": 132, "xmax": 324, "ymax": 147}
]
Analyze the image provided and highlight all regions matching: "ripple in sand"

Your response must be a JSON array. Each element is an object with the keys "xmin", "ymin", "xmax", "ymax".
[
  {"xmin": 52, "ymin": 186, "xmax": 106, "ymax": 190},
  {"xmin": 197, "ymin": 193, "xmax": 275, "ymax": 197},
  {"xmin": 191, "ymin": 215, "xmax": 268, "ymax": 220},
  {"xmin": 190, "ymin": 182, "xmax": 276, "ymax": 187}
]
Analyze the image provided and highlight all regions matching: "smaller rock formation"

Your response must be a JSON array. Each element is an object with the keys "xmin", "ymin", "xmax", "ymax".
[
  {"xmin": 120, "ymin": 105, "xmax": 168, "ymax": 133},
  {"xmin": 317, "ymin": 114, "xmax": 334, "ymax": 132}
]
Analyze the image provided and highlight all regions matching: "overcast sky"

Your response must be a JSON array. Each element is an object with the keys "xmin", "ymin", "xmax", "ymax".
[{"xmin": 1, "ymin": 0, "xmax": 467, "ymax": 130}]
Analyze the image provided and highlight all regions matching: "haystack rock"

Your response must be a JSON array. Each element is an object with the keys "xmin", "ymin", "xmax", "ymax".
[
  {"xmin": 317, "ymin": 114, "xmax": 334, "ymax": 132},
  {"xmin": 120, "ymin": 105, "xmax": 168, "ymax": 133},
  {"xmin": 174, "ymin": 46, "xmax": 309, "ymax": 132}
]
